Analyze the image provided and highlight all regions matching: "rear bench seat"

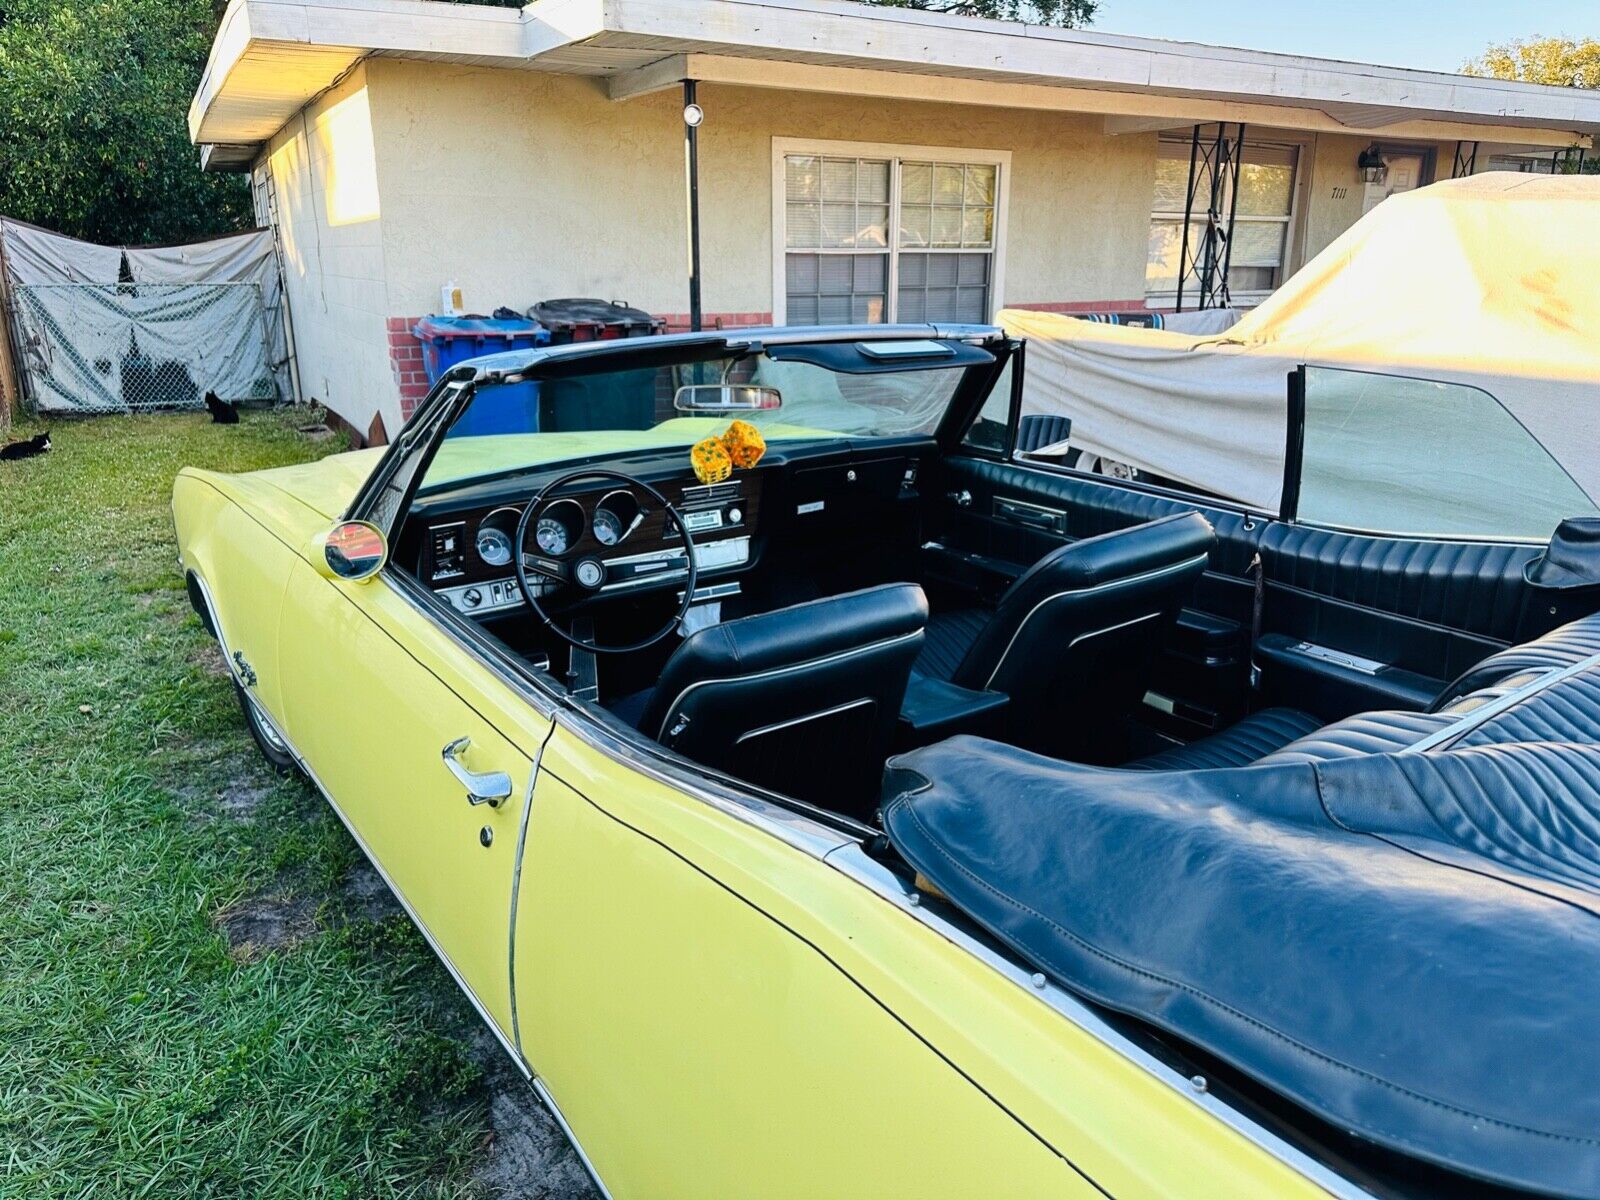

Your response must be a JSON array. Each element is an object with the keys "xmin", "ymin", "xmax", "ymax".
[
  {"xmin": 880, "ymin": 609, "xmax": 1600, "ymax": 1197},
  {"xmin": 1129, "ymin": 611, "xmax": 1600, "ymax": 769}
]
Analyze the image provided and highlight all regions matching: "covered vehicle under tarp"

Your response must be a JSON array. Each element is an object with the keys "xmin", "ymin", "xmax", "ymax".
[{"xmin": 1002, "ymin": 173, "xmax": 1600, "ymax": 514}]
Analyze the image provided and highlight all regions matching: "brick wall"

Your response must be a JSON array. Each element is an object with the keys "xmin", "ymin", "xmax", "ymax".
[{"xmin": 387, "ymin": 316, "xmax": 430, "ymax": 421}]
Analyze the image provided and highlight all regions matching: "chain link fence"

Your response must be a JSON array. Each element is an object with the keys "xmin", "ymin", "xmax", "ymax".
[{"xmin": 13, "ymin": 282, "xmax": 277, "ymax": 414}]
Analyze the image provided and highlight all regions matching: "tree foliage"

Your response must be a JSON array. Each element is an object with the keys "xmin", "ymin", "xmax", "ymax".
[
  {"xmin": 858, "ymin": 0, "xmax": 1097, "ymax": 26},
  {"xmin": 0, "ymin": 0, "xmax": 250, "ymax": 246},
  {"xmin": 1463, "ymin": 36, "xmax": 1600, "ymax": 89}
]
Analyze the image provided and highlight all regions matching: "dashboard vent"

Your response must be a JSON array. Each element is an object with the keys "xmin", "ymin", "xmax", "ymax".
[{"xmin": 681, "ymin": 481, "xmax": 742, "ymax": 509}]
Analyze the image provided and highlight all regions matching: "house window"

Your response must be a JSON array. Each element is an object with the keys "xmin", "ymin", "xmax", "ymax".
[
  {"xmin": 776, "ymin": 141, "xmax": 1008, "ymax": 326},
  {"xmin": 1146, "ymin": 139, "xmax": 1300, "ymax": 305}
]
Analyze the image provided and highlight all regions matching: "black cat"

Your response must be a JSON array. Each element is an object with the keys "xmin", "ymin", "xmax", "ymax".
[
  {"xmin": 0, "ymin": 431, "xmax": 50, "ymax": 461},
  {"xmin": 204, "ymin": 391, "xmax": 239, "ymax": 425}
]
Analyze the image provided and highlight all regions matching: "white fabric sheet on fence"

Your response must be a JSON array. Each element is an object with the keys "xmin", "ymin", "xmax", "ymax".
[
  {"xmin": 14, "ymin": 283, "xmax": 273, "ymax": 413},
  {"xmin": 0, "ymin": 220, "xmax": 122, "ymax": 285},
  {"xmin": 0, "ymin": 219, "xmax": 289, "ymax": 411},
  {"xmin": 125, "ymin": 230, "xmax": 287, "ymax": 397}
]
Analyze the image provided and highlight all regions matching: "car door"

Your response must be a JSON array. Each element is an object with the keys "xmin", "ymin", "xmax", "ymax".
[{"xmin": 276, "ymin": 558, "xmax": 552, "ymax": 1045}]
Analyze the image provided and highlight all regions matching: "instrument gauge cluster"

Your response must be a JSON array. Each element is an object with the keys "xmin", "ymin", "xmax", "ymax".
[
  {"xmin": 592, "ymin": 490, "xmax": 642, "ymax": 548},
  {"xmin": 534, "ymin": 499, "xmax": 585, "ymax": 558}
]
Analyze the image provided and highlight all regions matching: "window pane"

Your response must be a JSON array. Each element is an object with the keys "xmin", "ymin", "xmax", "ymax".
[
  {"xmin": 1226, "ymin": 265, "xmax": 1276, "ymax": 294},
  {"xmin": 964, "ymin": 165, "xmax": 996, "ymax": 205},
  {"xmin": 962, "ymin": 358, "xmax": 1013, "ymax": 454},
  {"xmin": 1153, "ymin": 156, "xmax": 1190, "ymax": 212},
  {"xmin": 1237, "ymin": 161, "xmax": 1295, "ymax": 216},
  {"xmin": 787, "ymin": 202, "xmax": 821, "ymax": 249},
  {"xmin": 1146, "ymin": 218, "xmax": 1185, "ymax": 291},
  {"xmin": 821, "ymin": 157, "xmax": 857, "ymax": 201},
  {"xmin": 900, "ymin": 205, "xmax": 932, "ymax": 248},
  {"xmin": 786, "ymin": 253, "xmax": 819, "ymax": 293},
  {"xmin": 858, "ymin": 204, "xmax": 890, "ymax": 248},
  {"xmin": 858, "ymin": 159, "xmax": 890, "ymax": 203},
  {"xmin": 822, "ymin": 202, "xmax": 859, "ymax": 248},
  {"xmin": 962, "ymin": 207, "xmax": 994, "ymax": 248},
  {"xmin": 1298, "ymin": 366, "xmax": 1596, "ymax": 540},
  {"xmin": 1230, "ymin": 220, "xmax": 1286, "ymax": 266},
  {"xmin": 853, "ymin": 254, "xmax": 886, "ymax": 292},
  {"xmin": 932, "ymin": 207, "xmax": 963, "ymax": 248},
  {"xmin": 957, "ymin": 252, "xmax": 990, "ymax": 286},
  {"xmin": 898, "ymin": 252, "xmax": 989, "ymax": 325},
  {"xmin": 902, "ymin": 161, "xmax": 932, "ymax": 205},
  {"xmin": 934, "ymin": 164, "xmax": 965, "ymax": 203},
  {"xmin": 786, "ymin": 156, "xmax": 820, "ymax": 202},
  {"xmin": 926, "ymin": 255, "xmax": 958, "ymax": 287}
]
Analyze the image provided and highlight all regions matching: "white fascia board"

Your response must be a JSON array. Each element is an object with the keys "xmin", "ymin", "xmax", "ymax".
[{"xmin": 597, "ymin": 0, "xmax": 1600, "ymax": 135}]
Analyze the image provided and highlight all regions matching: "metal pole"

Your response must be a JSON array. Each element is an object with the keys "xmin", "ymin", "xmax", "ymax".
[
  {"xmin": 1218, "ymin": 123, "xmax": 1245, "ymax": 308},
  {"xmin": 1176, "ymin": 125, "xmax": 1200, "ymax": 313},
  {"xmin": 683, "ymin": 79, "xmax": 703, "ymax": 333}
]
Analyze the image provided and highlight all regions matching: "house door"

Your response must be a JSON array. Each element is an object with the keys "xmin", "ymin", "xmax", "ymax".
[{"xmin": 1363, "ymin": 151, "xmax": 1428, "ymax": 213}]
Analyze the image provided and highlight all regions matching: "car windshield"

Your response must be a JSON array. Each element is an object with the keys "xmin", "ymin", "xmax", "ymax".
[{"xmin": 417, "ymin": 341, "xmax": 986, "ymax": 492}]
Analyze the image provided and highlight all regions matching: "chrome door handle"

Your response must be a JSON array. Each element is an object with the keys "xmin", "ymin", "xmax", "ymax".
[
  {"xmin": 947, "ymin": 489, "xmax": 973, "ymax": 508},
  {"xmin": 441, "ymin": 737, "xmax": 513, "ymax": 808}
]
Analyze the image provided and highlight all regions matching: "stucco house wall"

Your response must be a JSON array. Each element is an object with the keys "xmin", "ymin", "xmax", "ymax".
[
  {"xmin": 260, "ymin": 64, "xmax": 397, "ymax": 443},
  {"xmin": 253, "ymin": 57, "xmax": 1490, "ymax": 442}
]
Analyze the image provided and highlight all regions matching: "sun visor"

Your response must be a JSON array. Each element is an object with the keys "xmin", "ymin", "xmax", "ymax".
[{"xmin": 765, "ymin": 339, "xmax": 994, "ymax": 374}]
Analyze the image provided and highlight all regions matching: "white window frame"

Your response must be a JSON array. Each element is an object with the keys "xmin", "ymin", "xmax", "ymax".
[
  {"xmin": 771, "ymin": 137, "xmax": 1011, "ymax": 327},
  {"xmin": 1145, "ymin": 133, "xmax": 1310, "ymax": 310}
]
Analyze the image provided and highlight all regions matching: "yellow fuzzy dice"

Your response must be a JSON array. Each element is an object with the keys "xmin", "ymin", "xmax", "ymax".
[
  {"xmin": 721, "ymin": 420, "xmax": 767, "ymax": 469},
  {"xmin": 690, "ymin": 437, "xmax": 733, "ymax": 485}
]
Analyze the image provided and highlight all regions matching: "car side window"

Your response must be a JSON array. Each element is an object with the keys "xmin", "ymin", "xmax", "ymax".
[
  {"xmin": 960, "ymin": 359, "xmax": 1014, "ymax": 455},
  {"xmin": 1296, "ymin": 366, "xmax": 1596, "ymax": 541}
]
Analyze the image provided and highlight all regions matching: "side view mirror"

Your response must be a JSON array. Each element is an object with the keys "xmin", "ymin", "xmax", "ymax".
[
  {"xmin": 312, "ymin": 520, "xmax": 388, "ymax": 582},
  {"xmin": 673, "ymin": 384, "xmax": 782, "ymax": 415}
]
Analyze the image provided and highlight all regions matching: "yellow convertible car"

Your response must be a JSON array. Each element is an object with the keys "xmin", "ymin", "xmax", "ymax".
[{"xmin": 175, "ymin": 325, "xmax": 1600, "ymax": 1199}]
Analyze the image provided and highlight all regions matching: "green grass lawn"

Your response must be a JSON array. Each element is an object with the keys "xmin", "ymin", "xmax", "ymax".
[{"xmin": 0, "ymin": 410, "xmax": 577, "ymax": 1198}]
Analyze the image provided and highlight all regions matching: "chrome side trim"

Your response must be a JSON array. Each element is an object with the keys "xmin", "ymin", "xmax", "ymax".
[
  {"xmin": 823, "ymin": 843, "xmax": 1376, "ymax": 1200},
  {"xmin": 981, "ymin": 553, "xmax": 1209, "ymax": 690},
  {"xmin": 1402, "ymin": 649, "xmax": 1600, "ymax": 755},
  {"xmin": 186, "ymin": 569, "xmax": 532, "ymax": 1079},
  {"xmin": 654, "ymin": 628, "xmax": 923, "ymax": 740},
  {"xmin": 733, "ymin": 696, "xmax": 875, "ymax": 745},
  {"xmin": 507, "ymin": 722, "xmax": 556, "ymax": 1054},
  {"xmin": 530, "ymin": 1076, "xmax": 615, "ymax": 1200}
]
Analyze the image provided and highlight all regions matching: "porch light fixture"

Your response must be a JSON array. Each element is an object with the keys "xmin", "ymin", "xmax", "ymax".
[
  {"xmin": 1358, "ymin": 144, "xmax": 1389, "ymax": 186},
  {"xmin": 683, "ymin": 102, "xmax": 704, "ymax": 128}
]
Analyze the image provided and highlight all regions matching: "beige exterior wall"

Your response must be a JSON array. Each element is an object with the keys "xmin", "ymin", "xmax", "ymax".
[
  {"xmin": 363, "ymin": 59, "xmax": 1158, "ymax": 322},
  {"xmin": 255, "ymin": 57, "xmax": 1488, "ymax": 434},
  {"xmin": 258, "ymin": 63, "xmax": 397, "ymax": 437}
]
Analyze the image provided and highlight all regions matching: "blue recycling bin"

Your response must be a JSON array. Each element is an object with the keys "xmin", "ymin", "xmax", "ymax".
[{"xmin": 413, "ymin": 316, "xmax": 550, "ymax": 437}]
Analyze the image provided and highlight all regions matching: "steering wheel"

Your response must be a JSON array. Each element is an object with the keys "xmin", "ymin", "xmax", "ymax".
[{"xmin": 514, "ymin": 469, "xmax": 699, "ymax": 654}]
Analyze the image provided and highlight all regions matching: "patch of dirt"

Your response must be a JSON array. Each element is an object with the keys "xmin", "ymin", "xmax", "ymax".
[
  {"xmin": 341, "ymin": 861, "xmax": 403, "ymax": 923},
  {"xmin": 196, "ymin": 642, "xmax": 230, "ymax": 678},
  {"xmin": 298, "ymin": 423, "xmax": 335, "ymax": 439},
  {"xmin": 466, "ymin": 1028, "xmax": 599, "ymax": 1200},
  {"xmin": 216, "ymin": 894, "xmax": 318, "ymax": 961}
]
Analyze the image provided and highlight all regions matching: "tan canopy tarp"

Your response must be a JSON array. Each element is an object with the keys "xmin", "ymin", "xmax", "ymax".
[{"xmin": 1003, "ymin": 173, "xmax": 1600, "ymax": 513}]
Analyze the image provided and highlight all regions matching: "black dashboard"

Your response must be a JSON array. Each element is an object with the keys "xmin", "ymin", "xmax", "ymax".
[{"xmin": 399, "ymin": 438, "xmax": 934, "ymax": 625}]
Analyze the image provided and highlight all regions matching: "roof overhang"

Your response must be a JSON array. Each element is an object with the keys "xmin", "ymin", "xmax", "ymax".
[{"xmin": 192, "ymin": 0, "xmax": 1600, "ymax": 168}]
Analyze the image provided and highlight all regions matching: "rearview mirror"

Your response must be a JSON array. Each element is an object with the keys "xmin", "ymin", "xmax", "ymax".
[
  {"xmin": 673, "ymin": 384, "xmax": 782, "ymax": 415},
  {"xmin": 312, "ymin": 520, "xmax": 388, "ymax": 582}
]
